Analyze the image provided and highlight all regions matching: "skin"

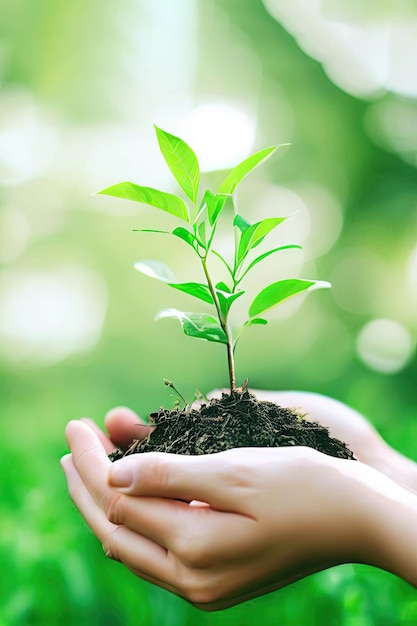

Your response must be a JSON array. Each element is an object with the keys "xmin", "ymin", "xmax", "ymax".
[
  {"xmin": 61, "ymin": 392, "xmax": 417, "ymax": 611},
  {"xmin": 232, "ymin": 390, "xmax": 417, "ymax": 495}
]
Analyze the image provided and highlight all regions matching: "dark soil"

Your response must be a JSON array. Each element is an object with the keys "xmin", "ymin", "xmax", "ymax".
[{"xmin": 109, "ymin": 390, "xmax": 354, "ymax": 461}]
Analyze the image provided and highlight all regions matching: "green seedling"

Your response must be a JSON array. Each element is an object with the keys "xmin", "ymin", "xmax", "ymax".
[{"xmin": 98, "ymin": 126, "xmax": 330, "ymax": 392}]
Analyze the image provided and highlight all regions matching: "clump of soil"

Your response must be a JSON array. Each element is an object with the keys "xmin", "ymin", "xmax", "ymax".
[{"xmin": 109, "ymin": 390, "xmax": 354, "ymax": 461}]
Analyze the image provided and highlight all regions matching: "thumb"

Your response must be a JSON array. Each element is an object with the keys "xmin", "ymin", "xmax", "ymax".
[
  {"xmin": 105, "ymin": 406, "xmax": 154, "ymax": 448},
  {"xmin": 107, "ymin": 450, "xmax": 246, "ymax": 512}
]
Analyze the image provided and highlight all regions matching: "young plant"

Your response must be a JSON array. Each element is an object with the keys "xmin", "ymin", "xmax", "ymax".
[{"xmin": 98, "ymin": 126, "xmax": 330, "ymax": 392}]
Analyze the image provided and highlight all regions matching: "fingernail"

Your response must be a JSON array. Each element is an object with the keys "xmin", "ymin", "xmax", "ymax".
[
  {"xmin": 60, "ymin": 454, "xmax": 74, "ymax": 480},
  {"xmin": 60, "ymin": 454, "xmax": 71, "ymax": 471},
  {"xmin": 109, "ymin": 461, "xmax": 133, "ymax": 488}
]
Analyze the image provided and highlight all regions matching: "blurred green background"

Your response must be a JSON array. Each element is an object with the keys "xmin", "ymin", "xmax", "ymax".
[{"xmin": 1, "ymin": 0, "xmax": 417, "ymax": 624}]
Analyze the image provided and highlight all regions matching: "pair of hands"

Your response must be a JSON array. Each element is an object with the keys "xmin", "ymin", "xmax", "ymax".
[{"xmin": 61, "ymin": 391, "xmax": 417, "ymax": 611}]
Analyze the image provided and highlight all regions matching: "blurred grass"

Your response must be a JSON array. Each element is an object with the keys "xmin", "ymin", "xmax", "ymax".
[{"xmin": 1, "ymin": 0, "xmax": 417, "ymax": 624}]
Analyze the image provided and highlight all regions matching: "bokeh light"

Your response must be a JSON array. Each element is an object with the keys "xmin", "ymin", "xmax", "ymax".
[
  {"xmin": 181, "ymin": 103, "xmax": 256, "ymax": 171},
  {"xmin": 0, "ymin": 90, "xmax": 57, "ymax": 186},
  {"xmin": 0, "ymin": 266, "xmax": 107, "ymax": 364},
  {"xmin": 365, "ymin": 96, "xmax": 417, "ymax": 168},
  {"xmin": 356, "ymin": 318, "xmax": 415, "ymax": 374},
  {"xmin": 263, "ymin": 0, "xmax": 417, "ymax": 99}
]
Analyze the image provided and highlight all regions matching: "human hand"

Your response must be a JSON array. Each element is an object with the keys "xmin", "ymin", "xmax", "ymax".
[
  {"xmin": 62, "ymin": 419, "xmax": 396, "ymax": 611},
  {"xmin": 100, "ymin": 392, "xmax": 417, "ymax": 495},
  {"xmin": 205, "ymin": 389, "xmax": 417, "ymax": 495},
  {"xmin": 77, "ymin": 407, "xmax": 154, "ymax": 455}
]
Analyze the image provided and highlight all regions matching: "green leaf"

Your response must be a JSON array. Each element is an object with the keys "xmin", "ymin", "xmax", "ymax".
[
  {"xmin": 134, "ymin": 262, "xmax": 213, "ymax": 304},
  {"xmin": 242, "ymin": 317, "xmax": 268, "ymax": 329},
  {"xmin": 215, "ymin": 281, "xmax": 231, "ymax": 293},
  {"xmin": 216, "ymin": 288, "xmax": 245, "ymax": 317},
  {"xmin": 134, "ymin": 260, "xmax": 177, "ymax": 283},
  {"xmin": 237, "ymin": 217, "xmax": 287, "ymax": 266},
  {"xmin": 218, "ymin": 146, "xmax": 278, "ymax": 195},
  {"xmin": 240, "ymin": 245, "xmax": 302, "ymax": 279},
  {"xmin": 154, "ymin": 126, "xmax": 200, "ymax": 204},
  {"xmin": 97, "ymin": 182, "xmax": 189, "ymax": 221},
  {"xmin": 172, "ymin": 226, "xmax": 198, "ymax": 250},
  {"xmin": 233, "ymin": 317, "xmax": 268, "ymax": 351},
  {"xmin": 202, "ymin": 191, "xmax": 229, "ymax": 226},
  {"xmin": 197, "ymin": 221, "xmax": 206, "ymax": 245},
  {"xmin": 233, "ymin": 214, "xmax": 251, "ymax": 232},
  {"xmin": 169, "ymin": 282, "xmax": 214, "ymax": 304},
  {"xmin": 237, "ymin": 217, "xmax": 287, "ymax": 263},
  {"xmin": 247, "ymin": 317, "xmax": 268, "ymax": 326},
  {"xmin": 249, "ymin": 279, "xmax": 331, "ymax": 318},
  {"xmin": 155, "ymin": 309, "xmax": 227, "ymax": 344}
]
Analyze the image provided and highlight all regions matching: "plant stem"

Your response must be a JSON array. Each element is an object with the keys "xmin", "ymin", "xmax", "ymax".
[
  {"xmin": 201, "ymin": 257, "xmax": 236, "ymax": 392},
  {"xmin": 163, "ymin": 379, "xmax": 189, "ymax": 407},
  {"xmin": 226, "ymin": 331, "xmax": 236, "ymax": 392}
]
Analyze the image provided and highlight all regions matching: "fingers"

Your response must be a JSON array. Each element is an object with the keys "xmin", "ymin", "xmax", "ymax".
[
  {"xmin": 65, "ymin": 421, "xmax": 209, "ymax": 561},
  {"xmin": 108, "ymin": 450, "xmax": 252, "ymax": 513},
  {"xmin": 66, "ymin": 420, "xmax": 115, "ymax": 512},
  {"xmin": 61, "ymin": 452, "xmax": 116, "ymax": 542},
  {"xmin": 80, "ymin": 418, "xmax": 115, "ymax": 454},
  {"xmin": 106, "ymin": 495, "xmax": 192, "ymax": 548},
  {"xmin": 60, "ymin": 454, "xmax": 178, "ymax": 589},
  {"xmin": 66, "ymin": 420, "xmax": 209, "ymax": 549},
  {"xmin": 105, "ymin": 406, "xmax": 154, "ymax": 448},
  {"xmin": 61, "ymin": 439, "xmax": 254, "ymax": 602},
  {"xmin": 63, "ymin": 425, "xmax": 250, "ymax": 559},
  {"xmin": 62, "ymin": 419, "xmax": 273, "ymax": 607},
  {"xmin": 107, "ymin": 494, "xmax": 254, "ymax": 566}
]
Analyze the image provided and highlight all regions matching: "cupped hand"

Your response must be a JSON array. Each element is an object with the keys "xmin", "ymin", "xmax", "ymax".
[
  {"xmin": 255, "ymin": 390, "xmax": 417, "ymax": 494},
  {"xmin": 98, "ymin": 390, "xmax": 417, "ymax": 496},
  {"xmin": 205, "ymin": 389, "xmax": 417, "ymax": 494},
  {"xmin": 62, "ymin": 419, "xmax": 376, "ymax": 611}
]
